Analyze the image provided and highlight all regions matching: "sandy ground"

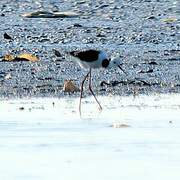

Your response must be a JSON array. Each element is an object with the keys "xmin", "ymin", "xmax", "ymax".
[{"xmin": 0, "ymin": 0, "xmax": 180, "ymax": 98}]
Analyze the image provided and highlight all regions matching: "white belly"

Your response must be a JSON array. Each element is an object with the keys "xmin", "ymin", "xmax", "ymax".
[{"xmin": 77, "ymin": 59, "xmax": 102, "ymax": 69}]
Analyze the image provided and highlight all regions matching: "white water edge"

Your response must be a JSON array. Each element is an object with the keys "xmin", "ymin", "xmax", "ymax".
[{"xmin": 0, "ymin": 94, "xmax": 180, "ymax": 180}]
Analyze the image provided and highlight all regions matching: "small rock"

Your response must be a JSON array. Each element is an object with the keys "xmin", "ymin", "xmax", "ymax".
[
  {"xmin": 22, "ymin": 11, "xmax": 79, "ymax": 18},
  {"xmin": 4, "ymin": 32, "xmax": 13, "ymax": 40},
  {"xmin": 19, "ymin": 107, "xmax": 25, "ymax": 111},
  {"xmin": 73, "ymin": 23, "xmax": 82, "ymax": 27},
  {"xmin": 63, "ymin": 80, "xmax": 80, "ymax": 93},
  {"xmin": 96, "ymin": 33, "xmax": 106, "ymax": 37},
  {"xmin": 4, "ymin": 73, "xmax": 12, "ymax": 80},
  {"xmin": 148, "ymin": 61, "xmax": 158, "ymax": 65},
  {"xmin": 145, "ymin": 16, "xmax": 157, "ymax": 20},
  {"xmin": 53, "ymin": 49, "xmax": 62, "ymax": 57},
  {"xmin": 111, "ymin": 123, "xmax": 131, "ymax": 128},
  {"xmin": 100, "ymin": 81, "xmax": 110, "ymax": 86},
  {"xmin": 3, "ymin": 54, "xmax": 15, "ymax": 61},
  {"xmin": 138, "ymin": 69, "xmax": 153, "ymax": 73}
]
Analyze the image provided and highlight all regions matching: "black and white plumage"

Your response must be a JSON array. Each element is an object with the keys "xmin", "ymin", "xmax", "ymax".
[
  {"xmin": 69, "ymin": 50, "xmax": 110, "ymax": 69},
  {"xmin": 68, "ymin": 49, "xmax": 126, "ymax": 115}
]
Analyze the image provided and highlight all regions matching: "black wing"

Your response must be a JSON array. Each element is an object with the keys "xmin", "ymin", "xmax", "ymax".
[{"xmin": 69, "ymin": 50, "xmax": 100, "ymax": 62}]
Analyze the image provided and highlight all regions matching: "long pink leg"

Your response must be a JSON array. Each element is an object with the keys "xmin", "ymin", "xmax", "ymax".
[
  {"xmin": 79, "ymin": 69, "xmax": 90, "ymax": 115},
  {"xmin": 88, "ymin": 68, "xmax": 102, "ymax": 110}
]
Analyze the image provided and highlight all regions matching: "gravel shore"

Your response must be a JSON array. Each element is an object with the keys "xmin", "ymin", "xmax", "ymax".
[{"xmin": 0, "ymin": 0, "xmax": 179, "ymax": 98}]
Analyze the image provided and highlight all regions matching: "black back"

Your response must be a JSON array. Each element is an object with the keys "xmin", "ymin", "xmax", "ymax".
[{"xmin": 69, "ymin": 50, "xmax": 100, "ymax": 62}]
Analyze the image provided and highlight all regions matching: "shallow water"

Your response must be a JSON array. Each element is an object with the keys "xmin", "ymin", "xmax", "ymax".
[
  {"xmin": 0, "ymin": 94, "xmax": 180, "ymax": 179},
  {"xmin": 0, "ymin": 0, "xmax": 180, "ymax": 97}
]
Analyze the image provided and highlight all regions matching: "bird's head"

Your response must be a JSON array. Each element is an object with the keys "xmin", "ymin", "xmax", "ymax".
[{"xmin": 109, "ymin": 58, "xmax": 127, "ymax": 75}]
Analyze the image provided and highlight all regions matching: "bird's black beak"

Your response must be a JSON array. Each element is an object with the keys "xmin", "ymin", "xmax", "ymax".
[{"xmin": 118, "ymin": 65, "xmax": 127, "ymax": 75}]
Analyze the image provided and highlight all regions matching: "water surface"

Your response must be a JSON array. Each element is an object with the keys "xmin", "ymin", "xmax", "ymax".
[{"xmin": 0, "ymin": 94, "xmax": 180, "ymax": 179}]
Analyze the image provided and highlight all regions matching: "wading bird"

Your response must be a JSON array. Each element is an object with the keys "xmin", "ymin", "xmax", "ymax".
[{"xmin": 68, "ymin": 49, "xmax": 126, "ymax": 115}]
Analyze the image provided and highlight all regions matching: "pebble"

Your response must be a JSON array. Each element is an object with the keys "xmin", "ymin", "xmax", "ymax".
[
  {"xmin": 4, "ymin": 32, "xmax": 13, "ymax": 40},
  {"xmin": 22, "ymin": 11, "xmax": 79, "ymax": 18},
  {"xmin": 111, "ymin": 123, "xmax": 131, "ymax": 128},
  {"xmin": 63, "ymin": 80, "xmax": 80, "ymax": 93}
]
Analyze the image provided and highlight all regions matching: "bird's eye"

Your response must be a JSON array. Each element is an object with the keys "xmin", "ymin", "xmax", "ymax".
[{"xmin": 113, "ymin": 62, "xmax": 116, "ymax": 64}]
